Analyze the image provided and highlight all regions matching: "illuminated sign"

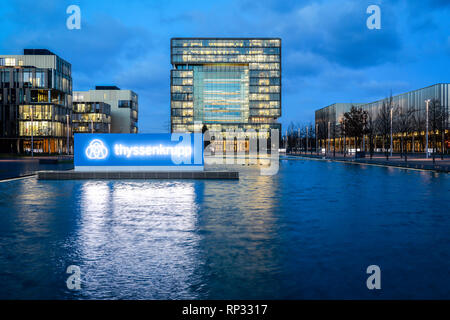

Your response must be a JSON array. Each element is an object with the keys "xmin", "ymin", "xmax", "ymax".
[
  {"xmin": 85, "ymin": 139, "xmax": 109, "ymax": 159},
  {"xmin": 74, "ymin": 133, "xmax": 204, "ymax": 171}
]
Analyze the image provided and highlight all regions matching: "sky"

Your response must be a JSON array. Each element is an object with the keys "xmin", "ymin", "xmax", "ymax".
[{"xmin": 0, "ymin": 0, "xmax": 449, "ymax": 132}]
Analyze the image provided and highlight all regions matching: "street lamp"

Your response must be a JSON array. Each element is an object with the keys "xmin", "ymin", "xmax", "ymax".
[
  {"xmin": 306, "ymin": 125, "xmax": 309, "ymax": 154},
  {"xmin": 315, "ymin": 123, "xmax": 318, "ymax": 154},
  {"xmin": 31, "ymin": 105, "xmax": 34, "ymax": 157},
  {"xmin": 66, "ymin": 114, "xmax": 70, "ymax": 155},
  {"xmin": 425, "ymin": 99, "xmax": 430, "ymax": 159},
  {"xmin": 327, "ymin": 121, "xmax": 330, "ymax": 155},
  {"xmin": 390, "ymin": 106, "xmax": 393, "ymax": 157}
]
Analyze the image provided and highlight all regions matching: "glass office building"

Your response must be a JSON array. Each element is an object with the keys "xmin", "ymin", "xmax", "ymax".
[
  {"xmin": 0, "ymin": 49, "xmax": 72, "ymax": 154},
  {"xmin": 170, "ymin": 38, "xmax": 281, "ymax": 152},
  {"xmin": 72, "ymin": 101, "xmax": 111, "ymax": 133},
  {"xmin": 315, "ymin": 83, "xmax": 450, "ymax": 153},
  {"xmin": 73, "ymin": 86, "xmax": 138, "ymax": 133}
]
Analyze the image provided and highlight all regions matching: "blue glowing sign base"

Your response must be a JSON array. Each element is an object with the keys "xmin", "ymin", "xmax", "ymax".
[{"xmin": 74, "ymin": 133, "xmax": 204, "ymax": 172}]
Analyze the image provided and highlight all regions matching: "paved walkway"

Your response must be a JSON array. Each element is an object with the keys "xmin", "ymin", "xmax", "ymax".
[{"xmin": 289, "ymin": 152, "xmax": 450, "ymax": 173}]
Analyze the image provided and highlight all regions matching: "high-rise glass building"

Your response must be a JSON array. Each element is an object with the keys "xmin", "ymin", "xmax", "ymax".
[
  {"xmin": 0, "ymin": 49, "xmax": 72, "ymax": 154},
  {"xmin": 170, "ymin": 38, "xmax": 281, "ymax": 152}
]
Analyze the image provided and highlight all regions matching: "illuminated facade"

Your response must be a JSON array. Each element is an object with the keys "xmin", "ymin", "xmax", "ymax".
[
  {"xmin": 72, "ymin": 101, "xmax": 111, "ymax": 133},
  {"xmin": 0, "ymin": 49, "xmax": 72, "ymax": 154},
  {"xmin": 74, "ymin": 86, "xmax": 138, "ymax": 134},
  {"xmin": 315, "ymin": 83, "xmax": 450, "ymax": 153},
  {"xmin": 170, "ymin": 38, "xmax": 281, "ymax": 152}
]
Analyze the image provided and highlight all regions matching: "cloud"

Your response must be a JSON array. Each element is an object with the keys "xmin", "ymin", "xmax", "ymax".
[{"xmin": 0, "ymin": 0, "xmax": 448, "ymax": 130}]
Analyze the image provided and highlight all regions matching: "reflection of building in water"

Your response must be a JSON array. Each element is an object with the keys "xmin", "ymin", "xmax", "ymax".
[
  {"xmin": 170, "ymin": 38, "xmax": 282, "ymax": 153},
  {"xmin": 195, "ymin": 173, "xmax": 282, "ymax": 297}
]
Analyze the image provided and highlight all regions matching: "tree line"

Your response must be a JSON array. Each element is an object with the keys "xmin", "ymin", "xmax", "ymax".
[{"xmin": 286, "ymin": 97, "xmax": 449, "ymax": 164}]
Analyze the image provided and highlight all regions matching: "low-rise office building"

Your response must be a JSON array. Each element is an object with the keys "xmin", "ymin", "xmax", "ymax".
[
  {"xmin": 74, "ymin": 86, "xmax": 138, "ymax": 133},
  {"xmin": 72, "ymin": 101, "xmax": 111, "ymax": 133},
  {"xmin": 0, "ymin": 49, "xmax": 72, "ymax": 154},
  {"xmin": 315, "ymin": 83, "xmax": 450, "ymax": 153}
]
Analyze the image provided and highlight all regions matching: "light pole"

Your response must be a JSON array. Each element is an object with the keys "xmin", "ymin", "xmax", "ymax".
[
  {"xmin": 425, "ymin": 99, "xmax": 430, "ymax": 158},
  {"xmin": 327, "ymin": 121, "xmax": 330, "ymax": 155},
  {"xmin": 66, "ymin": 114, "xmax": 70, "ymax": 155},
  {"xmin": 91, "ymin": 119, "xmax": 94, "ymax": 134},
  {"xmin": 31, "ymin": 105, "xmax": 34, "ymax": 157},
  {"xmin": 315, "ymin": 123, "xmax": 318, "ymax": 154},
  {"xmin": 390, "ymin": 107, "xmax": 393, "ymax": 157},
  {"xmin": 306, "ymin": 125, "xmax": 309, "ymax": 154}
]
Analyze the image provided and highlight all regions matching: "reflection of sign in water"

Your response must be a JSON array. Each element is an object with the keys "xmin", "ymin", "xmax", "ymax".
[{"xmin": 85, "ymin": 139, "xmax": 108, "ymax": 159}]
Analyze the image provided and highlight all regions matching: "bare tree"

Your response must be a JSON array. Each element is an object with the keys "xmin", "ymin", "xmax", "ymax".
[
  {"xmin": 376, "ymin": 97, "xmax": 393, "ymax": 160},
  {"xmin": 339, "ymin": 117, "xmax": 347, "ymax": 158},
  {"xmin": 393, "ymin": 105, "xmax": 416, "ymax": 162},
  {"xmin": 342, "ymin": 105, "xmax": 368, "ymax": 158},
  {"xmin": 428, "ymin": 99, "xmax": 446, "ymax": 164},
  {"xmin": 412, "ymin": 107, "xmax": 426, "ymax": 154},
  {"xmin": 365, "ymin": 109, "xmax": 376, "ymax": 159}
]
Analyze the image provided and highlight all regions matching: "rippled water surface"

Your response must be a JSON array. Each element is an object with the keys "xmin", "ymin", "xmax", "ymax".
[{"xmin": 0, "ymin": 159, "xmax": 449, "ymax": 299}]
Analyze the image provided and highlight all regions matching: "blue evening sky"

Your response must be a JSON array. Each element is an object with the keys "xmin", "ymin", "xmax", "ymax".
[{"xmin": 1, "ymin": 0, "xmax": 449, "ymax": 132}]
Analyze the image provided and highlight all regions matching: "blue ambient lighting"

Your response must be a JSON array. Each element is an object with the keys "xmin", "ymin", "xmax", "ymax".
[{"xmin": 74, "ymin": 133, "xmax": 204, "ymax": 170}]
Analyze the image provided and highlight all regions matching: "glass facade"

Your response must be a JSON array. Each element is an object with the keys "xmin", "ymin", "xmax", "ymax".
[
  {"xmin": 72, "ymin": 102, "xmax": 111, "ymax": 133},
  {"xmin": 0, "ymin": 50, "xmax": 73, "ymax": 154},
  {"xmin": 170, "ymin": 38, "xmax": 281, "ymax": 149},
  {"xmin": 74, "ymin": 89, "xmax": 138, "ymax": 134},
  {"xmin": 315, "ymin": 84, "xmax": 450, "ymax": 153}
]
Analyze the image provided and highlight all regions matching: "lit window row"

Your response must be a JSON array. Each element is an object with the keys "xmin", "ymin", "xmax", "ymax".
[
  {"xmin": 171, "ymin": 85, "xmax": 193, "ymax": 93},
  {"xmin": 172, "ymin": 109, "xmax": 194, "ymax": 116},
  {"xmin": 172, "ymin": 39, "xmax": 280, "ymax": 48},
  {"xmin": 249, "ymin": 85, "xmax": 280, "ymax": 93},
  {"xmin": 249, "ymin": 63, "xmax": 280, "ymax": 70},
  {"xmin": 249, "ymin": 78, "xmax": 280, "ymax": 85},
  {"xmin": 19, "ymin": 121, "xmax": 66, "ymax": 137},
  {"xmin": 249, "ymin": 93, "xmax": 280, "ymax": 101},
  {"xmin": 172, "ymin": 55, "xmax": 279, "ymax": 63},
  {"xmin": 249, "ymin": 70, "xmax": 280, "ymax": 78},
  {"xmin": 250, "ymin": 109, "xmax": 280, "ymax": 116},
  {"xmin": 250, "ymin": 101, "xmax": 280, "ymax": 109},
  {"xmin": 171, "ymin": 70, "xmax": 193, "ymax": 78},
  {"xmin": 171, "ymin": 101, "xmax": 194, "ymax": 108},
  {"xmin": 172, "ymin": 47, "xmax": 280, "ymax": 55},
  {"xmin": 0, "ymin": 58, "xmax": 24, "ymax": 66},
  {"xmin": 19, "ymin": 105, "xmax": 54, "ymax": 120},
  {"xmin": 72, "ymin": 113, "xmax": 111, "ymax": 123},
  {"xmin": 172, "ymin": 78, "xmax": 193, "ymax": 85}
]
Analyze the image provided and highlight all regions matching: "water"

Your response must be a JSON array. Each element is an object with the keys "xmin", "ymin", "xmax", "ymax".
[
  {"xmin": 0, "ymin": 159, "xmax": 449, "ymax": 299},
  {"xmin": 0, "ymin": 159, "xmax": 73, "ymax": 180}
]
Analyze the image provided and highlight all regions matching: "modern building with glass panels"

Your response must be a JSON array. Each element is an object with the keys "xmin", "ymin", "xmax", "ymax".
[
  {"xmin": 72, "ymin": 101, "xmax": 111, "ymax": 133},
  {"xmin": 73, "ymin": 86, "xmax": 138, "ymax": 133},
  {"xmin": 170, "ymin": 38, "xmax": 281, "ymax": 152},
  {"xmin": 0, "ymin": 49, "xmax": 72, "ymax": 154},
  {"xmin": 315, "ymin": 83, "xmax": 450, "ymax": 153}
]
